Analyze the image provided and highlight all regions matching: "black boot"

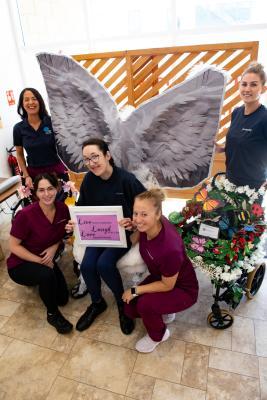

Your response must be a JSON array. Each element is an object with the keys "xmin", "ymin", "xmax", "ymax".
[
  {"xmin": 47, "ymin": 309, "xmax": 73, "ymax": 334},
  {"xmin": 76, "ymin": 298, "xmax": 107, "ymax": 332},
  {"xmin": 118, "ymin": 303, "xmax": 135, "ymax": 335}
]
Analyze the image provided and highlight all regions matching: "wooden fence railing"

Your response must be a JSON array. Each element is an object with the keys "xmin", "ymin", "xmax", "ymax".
[{"xmin": 72, "ymin": 41, "xmax": 259, "ymax": 198}]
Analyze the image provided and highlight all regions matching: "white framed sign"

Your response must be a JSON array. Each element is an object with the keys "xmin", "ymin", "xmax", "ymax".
[{"xmin": 69, "ymin": 205, "xmax": 127, "ymax": 247}]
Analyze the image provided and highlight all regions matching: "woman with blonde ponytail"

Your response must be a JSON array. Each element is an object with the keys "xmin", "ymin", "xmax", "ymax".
[
  {"xmin": 120, "ymin": 188, "xmax": 199, "ymax": 353},
  {"xmin": 217, "ymin": 61, "xmax": 267, "ymax": 189}
]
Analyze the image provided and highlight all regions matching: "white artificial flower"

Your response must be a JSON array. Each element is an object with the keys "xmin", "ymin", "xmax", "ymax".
[{"xmin": 258, "ymin": 187, "xmax": 265, "ymax": 196}]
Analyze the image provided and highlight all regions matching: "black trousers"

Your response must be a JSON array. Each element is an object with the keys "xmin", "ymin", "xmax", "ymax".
[{"xmin": 8, "ymin": 262, "xmax": 69, "ymax": 313}]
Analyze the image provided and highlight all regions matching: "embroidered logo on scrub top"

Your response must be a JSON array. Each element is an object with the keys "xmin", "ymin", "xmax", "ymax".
[
  {"xmin": 242, "ymin": 128, "xmax": 252, "ymax": 133},
  {"xmin": 43, "ymin": 126, "xmax": 52, "ymax": 134}
]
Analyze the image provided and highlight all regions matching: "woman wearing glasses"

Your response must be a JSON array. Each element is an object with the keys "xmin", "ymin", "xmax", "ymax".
[
  {"xmin": 7, "ymin": 173, "xmax": 73, "ymax": 334},
  {"xmin": 66, "ymin": 138, "xmax": 145, "ymax": 334}
]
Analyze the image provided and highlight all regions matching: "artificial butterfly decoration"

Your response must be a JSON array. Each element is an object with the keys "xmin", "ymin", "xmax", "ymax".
[
  {"xmin": 218, "ymin": 215, "xmax": 237, "ymax": 239},
  {"xmin": 189, "ymin": 236, "xmax": 207, "ymax": 253},
  {"xmin": 244, "ymin": 225, "xmax": 255, "ymax": 232},
  {"xmin": 194, "ymin": 188, "xmax": 223, "ymax": 213},
  {"xmin": 236, "ymin": 210, "xmax": 251, "ymax": 224}
]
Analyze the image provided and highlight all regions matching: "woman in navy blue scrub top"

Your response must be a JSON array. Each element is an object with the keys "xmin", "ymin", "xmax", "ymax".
[
  {"xmin": 217, "ymin": 62, "xmax": 267, "ymax": 190},
  {"xmin": 14, "ymin": 88, "xmax": 67, "ymax": 190}
]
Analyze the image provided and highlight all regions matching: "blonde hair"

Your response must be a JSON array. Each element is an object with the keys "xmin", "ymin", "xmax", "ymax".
[
  {"xmin": 241, "ymin": 61, "xmax": 266, "ymax": 86},
  {"xmin": 135, "ymin": 188, "xmax": 165, "ymax": 213}
]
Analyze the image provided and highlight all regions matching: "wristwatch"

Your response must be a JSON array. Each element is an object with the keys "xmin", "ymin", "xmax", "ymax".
[{"xmin": 131, "ymin": 286, "xmax": 138, "ymax": 297}]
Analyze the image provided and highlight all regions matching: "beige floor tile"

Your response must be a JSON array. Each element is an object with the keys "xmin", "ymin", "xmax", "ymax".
[
  {"xmin": 260, "ymin": 376, "xmax": 267, "ymax": 400},
  {"xmin": 0, "ymin": 265, "xmax": 9, "ymax": 287},
  {"xmin": 255, "ymin": 320, "xmax": 267, "ymax": 357},
  {"xmin": 0, "ymin": 315, "xmax": 9, "ymax": 329},
  {"xmin": 181, "ymin": 342, "xmax": 209, "ymax": 390},
  {"xmin": 60, "ymin": 337, "xmax": 136, "ymax": 395},
  {"xmin": 0, "ymin": 334, "xmax": 13, "ymax": 356},
  {"xmin": 235, "ymin": 296, "xmax": 267, "ymax": 321},
  {"xmin": 0, "ymin": 303, "xmax": 59, "ymax": 347},
  {"xmin": 0, "ymin": 299, "xmax": 20, "ymax": 317},
  {"xmin": 47, "ymin": 377, "xmax": 124, "ymax": 400},
  {"xmin": 134, "ymin": 338, "xmax": 185, "ymax": 383},
  {"xmin": 81, "ymin": 320, "xmax": 145, "ymax": 350},
  {"xmin": 206, "ymin": 368, "xmax": 260, "ymax": 400},
  {"xmin": 0, "ymin": 278, "xmax": 41, "ymax": 306},
  {"xmin": 151, "ymin": 379, "xmax": 206, "ymax": 400},
  {"xmin": 232, "ymin": 315, "xmax": 256, "ymax": 354},
  {"xmin": 174, "ymin": 295, "xmax": 217, "ymax": 327},
  {"xmin": 50, "ymin": 333, "xmax": 78, "ymax": 354},
  {"xmin": 46, "ymin": 376, "xmax": 78, "ymax": 400},
  {"xmin": 259, "ymin": 357, "xmax": 267, "ymax": 377},
  {"xmin": 126, "ymin": 372, "xmax": 155, "ymax": 400},
  {"xmin": 209, "ymin": 347, "xmax": 259, "ymax": 377},
  {"xmin": 172, "ymin": 321, "xmax": 232, "ymax": 349},
  {"xmin": 0, "ymin": 339, "xmax": 66, "ymax": 400}
]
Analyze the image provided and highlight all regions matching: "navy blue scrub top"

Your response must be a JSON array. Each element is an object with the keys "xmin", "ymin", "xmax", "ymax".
[{"xmin": 13, "ymin": 116, "xmax": 61, "ymax": 167}]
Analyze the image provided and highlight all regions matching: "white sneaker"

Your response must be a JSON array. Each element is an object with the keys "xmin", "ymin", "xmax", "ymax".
[
  {"xmin": 162, "ymin": 313, "xmax": 176, "ymax": 324},
  {"xmin": 135, "ymin": 329, "xmax": 170, "ymax": 353}
]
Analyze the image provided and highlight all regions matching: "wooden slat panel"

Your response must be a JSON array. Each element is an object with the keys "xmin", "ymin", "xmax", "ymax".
[
  {"xmin": 133, "ymin": 55, "xmax": 165, "ymax": 87},
  {"xmin": 90, "ymin": 59, "xmax": 109, "ymax": 75},
  {"xmin": 132, "ymin": 55, "xmax": 153, "ymax": 74},
  {"xmin": 104, "ymin": 62, "xmax": 126, "ymax": 89},
  {"xmin": 136, "ymin": 52, "xmax": 198, "ymax": 105},
  {"xmin": 97, "ymin": 58, "xmax": 123, "ymax": 81}
]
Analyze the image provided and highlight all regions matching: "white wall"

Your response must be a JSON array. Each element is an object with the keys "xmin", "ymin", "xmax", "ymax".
[
  {"xmin": 0, "ymin": 0, "xmax": 25, "ymax": 177},
  {"xmin": 0, "ymin": 0, "xmax": 266, "ymax": 177}
]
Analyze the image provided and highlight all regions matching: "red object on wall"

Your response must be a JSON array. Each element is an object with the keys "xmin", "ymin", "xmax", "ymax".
[{"xmin": 6, "ymin": 90, "xmax": 15, "ymax": 106}]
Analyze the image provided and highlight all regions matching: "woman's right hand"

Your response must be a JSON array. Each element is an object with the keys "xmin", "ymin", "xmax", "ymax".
[
  {"xmin": 65, "ymin": 220, "xmax": 75, "ymax": 233},
  {"xmin": 25, "ymin": 176, "xmax": 33, "ymax": 189}
]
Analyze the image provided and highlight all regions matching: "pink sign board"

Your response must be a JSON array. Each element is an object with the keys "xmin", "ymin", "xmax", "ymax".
[{"xmin": 77, "ymin": 214, "xmax": 120, "ymax": 241}]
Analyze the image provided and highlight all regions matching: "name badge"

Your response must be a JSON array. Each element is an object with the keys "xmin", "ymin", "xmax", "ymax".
[{"xmin": 199, "ymin": 223, "xmax": 219, "ymax": 239}]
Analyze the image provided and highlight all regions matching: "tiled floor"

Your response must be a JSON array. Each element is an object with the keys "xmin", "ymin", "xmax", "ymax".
[{"xmin": 0, "ymin": 200, "xmax": 267, "ymax": 400}]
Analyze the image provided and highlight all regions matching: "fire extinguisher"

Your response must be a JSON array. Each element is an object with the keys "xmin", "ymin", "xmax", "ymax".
[{"xmin": 6, "ymin": 147, "xmax": 20, "ymax": 176}]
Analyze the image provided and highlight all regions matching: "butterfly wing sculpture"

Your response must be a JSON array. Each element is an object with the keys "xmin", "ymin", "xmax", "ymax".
[{"xmin": 37, "ymin": 52, "xmax": 227, "ymax": 188}]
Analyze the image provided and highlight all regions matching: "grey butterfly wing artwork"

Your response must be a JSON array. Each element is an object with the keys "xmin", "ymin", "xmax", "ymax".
[{"xmin": 37, "ymin": 52, "xmax": 227, "ymax": 188}]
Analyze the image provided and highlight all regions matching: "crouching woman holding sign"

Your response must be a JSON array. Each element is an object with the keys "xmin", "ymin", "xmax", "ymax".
[
  {"xmin": 120, "ymin": 189, "xmax": 199, "ymax": 352},
  {"xmin": 66, "ymin": 138, "xmax": 145, "ymax": 334}
]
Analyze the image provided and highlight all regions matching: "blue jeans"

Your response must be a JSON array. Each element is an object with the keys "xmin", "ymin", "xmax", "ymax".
[{"xmin": 80, "ymin": 247, "xmax": 129, "ymax": 304}]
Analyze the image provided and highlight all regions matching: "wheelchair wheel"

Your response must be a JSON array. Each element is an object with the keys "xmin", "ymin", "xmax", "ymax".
[
  {"xmin": 246, "ymin": 263, "xmax": 266, "ymax": 299},
  {"xmin": 207, "ymin": 309, "xmax": 234, "ymax": 329}
]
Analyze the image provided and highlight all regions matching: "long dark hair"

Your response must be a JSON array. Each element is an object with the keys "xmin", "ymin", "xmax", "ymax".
[
  {"xmin": 82, "ymin": 138, "xmax": 115, "ymax": 167},
  {"xmin": 17, "ymin": 88, "xmax": 49, "ymax": 120},
  {"xmin": 33, "ymin": 173, "xmax": 59, "ymax": 194}
]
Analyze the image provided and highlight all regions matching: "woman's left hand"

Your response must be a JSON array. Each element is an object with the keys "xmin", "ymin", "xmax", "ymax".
[
  {"xmin": 40, "ymin": 246, "xmax": 57, "ymax": 264},
  {"xmin": 122, "ymin": 288, "xmax": 134, "ymax": 304},
  {"xmin": 119, "ymin": 218, "xmax": 135, "ymax": 231}
]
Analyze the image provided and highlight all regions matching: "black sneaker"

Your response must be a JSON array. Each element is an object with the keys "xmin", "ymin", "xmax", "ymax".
[
  {"xmin": 76, "ymin": 298, "xmax": 107, "ymax": 332},
  {"xmin": 47, "ymin": 310, "xmax": 73, "ymax": 334},
  {"xmin": 118, "ymin": 304, "xmax": 135, "ymax": 335}
]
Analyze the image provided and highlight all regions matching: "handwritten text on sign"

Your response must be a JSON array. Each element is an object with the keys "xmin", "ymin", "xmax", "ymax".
[{"xmin": 77, "ymin": 214, "xmax": 120, "ymax": 241}]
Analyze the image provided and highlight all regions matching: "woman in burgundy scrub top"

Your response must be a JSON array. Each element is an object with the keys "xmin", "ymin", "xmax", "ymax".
[
  {"xmin": 7, "ymin": 173, "xmax": 72, "ymax": 334},
  {"xmin": 121, "ymin": 188, "xmax": 199, "ymax": 353}
]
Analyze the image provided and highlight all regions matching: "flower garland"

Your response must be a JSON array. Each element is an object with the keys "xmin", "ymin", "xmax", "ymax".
[{"xmin": 169, "ymin": 175, "xmax": 266, "ymax": 283}]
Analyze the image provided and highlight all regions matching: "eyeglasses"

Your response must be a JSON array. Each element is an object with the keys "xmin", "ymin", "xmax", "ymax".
[{"xmin": 83, "ymin": 154, "xmax": 100, "ymax": 165}]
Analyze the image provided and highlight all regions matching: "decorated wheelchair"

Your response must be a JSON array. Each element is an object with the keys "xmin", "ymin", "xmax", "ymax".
[{"xmin": 169, "ymin": 172, "xmax": 266, "ymax": 329}]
